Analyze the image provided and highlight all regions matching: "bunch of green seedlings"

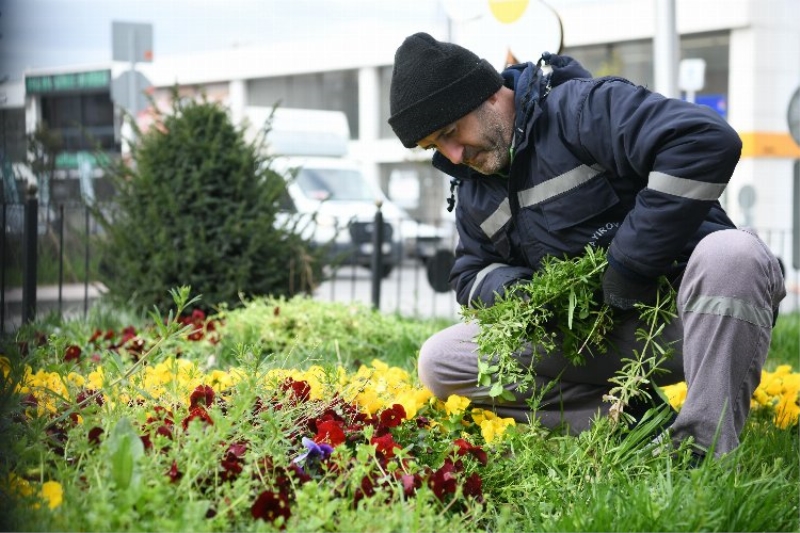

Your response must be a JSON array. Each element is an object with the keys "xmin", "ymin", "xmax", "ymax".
[{"xmin": 463, "ymin": 246, "xmax": 678, "ymax": 425}]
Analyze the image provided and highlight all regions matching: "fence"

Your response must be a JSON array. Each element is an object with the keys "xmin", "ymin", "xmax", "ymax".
[
  {"xmin": 3, "ymin": 195, "xmax": 799, "ymax": 335},
  {"xmin": 1, "ymin": 193, "xmax": 462, "ymax": 334}
]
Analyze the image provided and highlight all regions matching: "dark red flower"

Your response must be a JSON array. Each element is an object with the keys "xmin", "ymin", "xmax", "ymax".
[
  {"xmin": 379, "ymin": 404, "xmax": 406, "ymax": 428},
  {"xmin": 87, "ymin": 426, "xmax": 103, "ymax": 446},
  {"xmin": 182, "ymin": 406, "xmax": 214, "ymax": 430},
  {"xmin": 167, "ymin": 460, "xmax": 183, "ymax": 483},
  {"xmin": 220, "ymin": 441, "xmax": 247, "ymax": 481},
  {"xmin": 463, "ymin": 472, "xmax": 484, "ymax": 501},
  {"xmin": 371, "ymin": 433, "xmax": 401, "ymax": 459},
  {"xmin": 280, "ymin": 378, "xmax": 311, "ymax": 404},
  {"xmin": 76, "ymin": 389, "xmax": 103, "ymax": 408},
  {"xmin": 400, "ymin": 473, "xmax": 422, "ymax": 499},
  {"xmin": 155, "ymin": 424, "xmax": 174, "ymax": 440},
  {"xmin": 64, "ymin": 345, "xmax": 82, "ymax": 362},
  {"xmin": 313, "ymin": 420, "xmax": 346, "ymax": 447},
  {"xmin": 190, "ymin": 385, "xmax": 215, "ymax": 409},
  {"xmin": 120, "ymin": 326, "xmax": 137, "ymax": 341},
  {"xmin": 353, "ymin": 475, "xmax": 376, "ymax": 507},
  {"xmin": 251, "ymin": 490, "xmax": 291, "ymax": 526},
  {"xmin": 453, "ymin": 438, "xmax": 488, "ymax": 466},
  {"xmin": 429, "ymin": 460, "xmax": 458, "ymax": 501}
]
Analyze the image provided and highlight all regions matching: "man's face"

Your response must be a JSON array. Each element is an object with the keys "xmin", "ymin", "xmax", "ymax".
[{"xmin": 417, "ymin": 100, "xmax": 513, "ymax": 176}]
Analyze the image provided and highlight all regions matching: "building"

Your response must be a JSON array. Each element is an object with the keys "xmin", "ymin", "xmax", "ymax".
[{"xmin": 13, "ymin": 0, "xmax": 800, "ymax": 275}]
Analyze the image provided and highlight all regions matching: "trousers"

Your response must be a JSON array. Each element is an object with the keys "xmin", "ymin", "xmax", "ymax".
[{"xmin": 418, "ymin": 229, "xmax": 786, "ymax": 456}]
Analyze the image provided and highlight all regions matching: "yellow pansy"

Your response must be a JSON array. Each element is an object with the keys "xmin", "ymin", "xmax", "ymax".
[
  {"xmin": 444, "ymin": 394, "xmax": 471, "ymax": 417},
  {"xmin": 480, "ymin": 416, "xmax": 516, "ymax": 444},
  {"xmin": 661, "ymin": 382, "xmax": 688, "ymax": 410},
  {"xmin": 41, "ymin": 481, "xmax": 63, "ymax": 509}
]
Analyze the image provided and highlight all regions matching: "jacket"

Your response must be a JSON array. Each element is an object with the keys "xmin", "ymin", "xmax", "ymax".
[{"xmin": 433, "ymin": 54, "xmax": 739, "ymax": 307}]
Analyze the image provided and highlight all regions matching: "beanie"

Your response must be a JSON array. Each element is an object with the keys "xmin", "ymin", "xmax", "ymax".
[{"xmin": 388, "ymin": 33, "xmax": 504, "ymax": 148}]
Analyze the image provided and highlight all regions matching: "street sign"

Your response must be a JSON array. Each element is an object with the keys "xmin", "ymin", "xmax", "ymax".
[
  {"xmin": 679, "ymin": 58, "xmax": 706, "ymax": 92},
  {"xmin": 112, "ymin": 21, "xmax": 153, "ymax": 63},
  {"xmin": 111, "ymin": 70, "xmax": 152, "ymax": 114}
]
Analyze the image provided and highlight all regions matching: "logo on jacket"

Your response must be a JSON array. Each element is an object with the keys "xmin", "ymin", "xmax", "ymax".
[{"xmin": 588, "ymin": 222, "xmax": 620, "ymax": 248}]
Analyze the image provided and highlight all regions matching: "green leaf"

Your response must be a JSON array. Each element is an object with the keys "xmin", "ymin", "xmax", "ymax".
[
  {"xmin": 568, "ymin": 289, "xmax": 576, "ymax": 330},
  {"xmin": 105, "ymin": 417, "xmax": 145, "ymax": 492},
  {"xmin": 489, "ymin": 382, "xmax": 505, "ymax": 398}
]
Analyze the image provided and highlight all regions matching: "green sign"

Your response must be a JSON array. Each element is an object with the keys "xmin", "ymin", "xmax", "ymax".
[
  {"xmin": 26, "ymin": 70, "xmax": 111, "ymax": 94},
  {"xmin": 55, "ymin": 151, "xmax": 112, "ymax": 170}
]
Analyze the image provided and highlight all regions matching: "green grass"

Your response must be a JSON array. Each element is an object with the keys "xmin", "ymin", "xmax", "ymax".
[{"xmin": 1, "ymin": 295, "xmax": 798, "ymax": 532}]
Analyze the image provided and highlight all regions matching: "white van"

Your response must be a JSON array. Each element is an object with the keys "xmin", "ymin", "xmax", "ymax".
[{"xmin": 245, "ymin": 106, "xmax": 445, "ymax": 278}]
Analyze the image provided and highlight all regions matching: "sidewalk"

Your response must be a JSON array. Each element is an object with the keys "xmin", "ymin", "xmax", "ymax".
[{"xmin": 2, "ymin": 283, "xmax": 107, "ymax": 333}]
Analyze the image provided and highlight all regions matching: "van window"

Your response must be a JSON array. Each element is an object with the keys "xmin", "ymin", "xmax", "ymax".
[{"xmin": 297, "ymin": 169, "xmax": 377, "ymax": 202}]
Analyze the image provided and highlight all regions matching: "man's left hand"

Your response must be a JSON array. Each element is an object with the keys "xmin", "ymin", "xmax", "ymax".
[{"xmin": 602, "ymin": 265, "xmax": 659, "ymax": 310}]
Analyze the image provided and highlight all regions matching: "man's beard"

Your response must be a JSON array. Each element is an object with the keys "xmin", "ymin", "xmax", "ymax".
[{"xmin": 465, "ymin": 105, "xmax": 513, "ymax": 175}]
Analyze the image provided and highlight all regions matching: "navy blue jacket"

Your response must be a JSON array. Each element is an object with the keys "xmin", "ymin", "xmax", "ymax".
[{"xmin": 434, "ymin": 54, "xmax": 739, "ymax": 307}]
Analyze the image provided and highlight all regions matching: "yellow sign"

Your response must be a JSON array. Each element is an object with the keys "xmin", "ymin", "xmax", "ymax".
[{"xmin": 488, "ymin": 0, "xmax": 530, "ymax": 24}]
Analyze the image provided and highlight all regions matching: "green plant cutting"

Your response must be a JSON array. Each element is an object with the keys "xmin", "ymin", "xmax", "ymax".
[{"xmin": 464, "ymin": 246, "xmax": 677, "ymax": 425}]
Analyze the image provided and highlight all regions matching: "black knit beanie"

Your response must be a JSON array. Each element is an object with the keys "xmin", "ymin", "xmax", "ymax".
[{"xmin": 388, "ymin": 33, "xmax": 504, "ymax": 148}]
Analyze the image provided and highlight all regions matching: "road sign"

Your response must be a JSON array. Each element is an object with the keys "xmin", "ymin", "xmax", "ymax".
[
  {"xmin": 679, "ymin": 58, "xmax": 706, "ymax": 92},
  {"xmin": 112, "ymin": 21, "xmax": 153, "ymax": 63},
  {"xmin": 111, "ymin": 70, "xmax": 152, "ymax": 114}
]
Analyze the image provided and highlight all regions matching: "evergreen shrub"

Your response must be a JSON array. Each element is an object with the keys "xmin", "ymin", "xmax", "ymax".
[{"xmin": 94, "ymin": 94, "xmax": 325, "ymax": 313}]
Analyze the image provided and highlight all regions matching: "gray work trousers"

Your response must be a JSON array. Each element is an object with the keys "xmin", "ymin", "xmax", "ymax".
[{"xmin": 418, "ymin": 229, "xmax": 786, "ymax": 456}]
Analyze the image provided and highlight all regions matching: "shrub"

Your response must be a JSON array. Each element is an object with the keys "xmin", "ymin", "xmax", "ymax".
[{"xmin": 94, "ymin": 95, "xmax": 325, "ymax": 313}]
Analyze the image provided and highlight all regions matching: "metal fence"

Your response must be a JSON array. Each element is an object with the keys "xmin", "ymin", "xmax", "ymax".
[
  {"xmin": 3, "ymin": 196, "xmax": 799, "ymax": 335},
  {"xmin": 1, "ymin": 194, "xmax": 462, "ymax": 334}
]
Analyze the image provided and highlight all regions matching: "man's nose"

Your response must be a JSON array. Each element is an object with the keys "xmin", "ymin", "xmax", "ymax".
[{"xmin": 438, "ymin": 139, "xmax": 464, "ymax": 165}]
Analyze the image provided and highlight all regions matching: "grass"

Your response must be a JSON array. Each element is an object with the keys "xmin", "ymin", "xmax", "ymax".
[{"xmin": 0, "ymin": 293, "xmax": 798, "ymax": 532}]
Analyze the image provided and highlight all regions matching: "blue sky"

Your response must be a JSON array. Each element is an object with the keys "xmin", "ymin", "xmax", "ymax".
[{"xmin": 1, "ymin": 0, "xmax": 447, "ymax": 81}]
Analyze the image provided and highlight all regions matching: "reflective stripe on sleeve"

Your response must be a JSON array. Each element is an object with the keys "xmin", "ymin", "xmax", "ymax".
[
  {"xmin": 648, "ymin": 172, "xmax": 727, "ymax": 201},
  {"xmin": 517, "ymin": 164, "xmax": 603, "ymax": 208},
  {"xmin": 683, "ymin": 295, "xmax": 773, "ymax": 327},
  {"xmin": 480, "ymin": 198, "xmax": 512, "ymax": 239},
  {"xmin": 468, "ymin": 263, "xmax": 507, "ymax": 306}
]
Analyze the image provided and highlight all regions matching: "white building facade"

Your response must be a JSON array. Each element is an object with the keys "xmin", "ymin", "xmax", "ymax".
[{"xmin": 15, "ymin": 0, "xmax": 800, "ymax": 299}]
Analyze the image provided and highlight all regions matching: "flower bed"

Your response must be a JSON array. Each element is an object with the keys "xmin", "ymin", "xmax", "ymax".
[{"xmin": 2, "ymin": 297, "xmax": 798, "ymax": 532}]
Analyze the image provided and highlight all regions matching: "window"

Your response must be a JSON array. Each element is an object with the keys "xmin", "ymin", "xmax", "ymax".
[
  {"xmin": 40, "ymin": 91, "xmax": 117, "ymax": 152},
  {"xmin": 563, "ymin": 31, "xmax": 730, "ymax": 109}
]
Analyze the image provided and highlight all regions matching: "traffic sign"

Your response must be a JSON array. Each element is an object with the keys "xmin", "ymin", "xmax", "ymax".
[
  {"xmin": 111, "ymin": 70, "xmax": 152, "ymax": 115},
  {"xmin": 112, "ymin": 21, "xmax": 153, "ymax": 63}
]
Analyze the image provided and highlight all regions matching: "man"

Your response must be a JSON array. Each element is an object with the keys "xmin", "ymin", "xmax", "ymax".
[{"xmin": 387, "ymin": 32, "xmax": 786, "ymax": 458}]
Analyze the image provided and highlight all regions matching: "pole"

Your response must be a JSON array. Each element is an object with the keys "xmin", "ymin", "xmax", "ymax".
[
  {"xmin": 371, "ymin": 202, "xmax": 384, "ymax": 309},
  {"xmin": 654, "ymin": 0, "xmax": 678, "ymax": 98},
  {"xmin": 22, "ymin": 184, "xmax": 39, "ymax": 324}
]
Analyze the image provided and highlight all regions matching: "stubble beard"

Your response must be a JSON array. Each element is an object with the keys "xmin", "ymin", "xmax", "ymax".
[{"xmin": 466, "ymin": 105, "xmax": 513, "ymax": 176}]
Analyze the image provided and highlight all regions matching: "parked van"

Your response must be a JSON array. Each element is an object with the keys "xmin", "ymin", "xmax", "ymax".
[{"xmin": 244, "ymin": 106, "xmax": 445, "ymax": 278}]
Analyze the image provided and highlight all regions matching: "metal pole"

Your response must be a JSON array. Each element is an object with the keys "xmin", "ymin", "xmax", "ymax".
[
  {"xmin": 370, "ymin": 202, "xmax": 384, "ymax": 309},
  {"xmin": 1, "ymin": 203, "xmax": 6, "ymax": 332},
  {"xmin": 57, "ymin": 204, "xmax": 64, "ymax": 313},
  {"xmin": 22, "ymin": 184, "xmax": 38, "ymax": 324},
  {"xmin": 654, "ymin": 0, "xmax": 678, "ymax": 98},
  {"xmin": 84, "ymin": 206, "xmax": 90, "ymax": 317}
]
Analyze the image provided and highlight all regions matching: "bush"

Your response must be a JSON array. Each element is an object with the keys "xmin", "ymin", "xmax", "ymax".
[{"xmin": 94, "ymin": 95, "xmax": 325, "ymax": 313}]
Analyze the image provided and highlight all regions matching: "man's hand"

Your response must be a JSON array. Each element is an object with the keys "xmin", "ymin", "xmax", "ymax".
[{"xmin": 602, "ymin": 265, "xmax": 658, "ymax": 310}]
